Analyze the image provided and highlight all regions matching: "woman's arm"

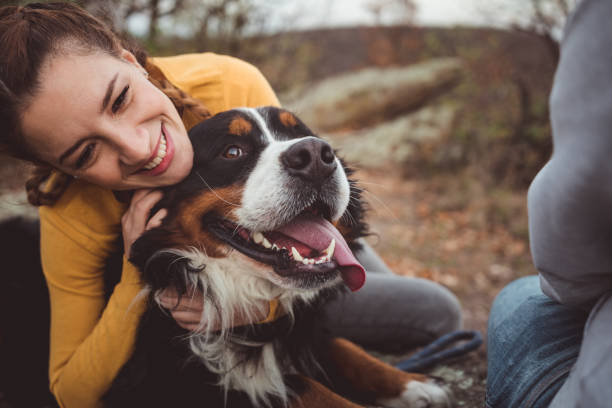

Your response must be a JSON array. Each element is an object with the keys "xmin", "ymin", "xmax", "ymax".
[
  {"xmin": 40, "ymin": 182, "xmax": 147, "ymax": 407},
  {"xmin": 528, "ymin": 0, "xmax": 612, "ymax": 309}
]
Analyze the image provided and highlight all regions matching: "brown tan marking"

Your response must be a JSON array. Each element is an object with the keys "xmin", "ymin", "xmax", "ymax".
[
  {"xmin": 229, "ymin": 116, "xmax": 253, "ymax": 136},
  {"xmin": 289, "ymin": 376, "xmax": 363, "ymax": 408},
  {"xmin": 279, "ymin": 111, "xmax": 298, "ymax": 127},
  {"xmin": 333, "ymin": 220, "xmax": 354, "ymax": 240},
  {"xmin": 175, "ymin": 185, "xmax": 244, "ymax": 257},
  {"xmin": 328, "ymin": 337, "xmax": 428, "ymax": 399}
]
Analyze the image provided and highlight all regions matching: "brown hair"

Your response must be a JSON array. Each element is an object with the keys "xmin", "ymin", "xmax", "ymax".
[{"xmin": 0, "ymin": 2, "xmax": 211, "ymax": 206}]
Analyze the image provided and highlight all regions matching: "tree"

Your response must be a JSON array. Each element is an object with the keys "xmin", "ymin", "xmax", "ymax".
[
  {"xmin": 480, "ymin": 0, "xmax": 579, "ymax": 62},
  {"xmin": 365, "ymin": 0, "xmax": 417, "ymax": 26}
]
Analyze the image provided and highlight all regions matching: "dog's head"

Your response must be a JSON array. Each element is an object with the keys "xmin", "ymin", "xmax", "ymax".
[{"xmin": 130, "ymin": 106, "xmax": 367, "ymax": 297}]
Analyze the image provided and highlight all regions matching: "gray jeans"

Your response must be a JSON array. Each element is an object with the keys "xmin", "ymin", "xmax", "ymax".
[{"xmin": 323, "ymin": 240, "xmax": 462, "ymax": 352}]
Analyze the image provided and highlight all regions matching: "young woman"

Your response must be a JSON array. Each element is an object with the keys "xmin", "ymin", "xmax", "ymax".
[{"xmin": 0, "ymin": 3, "xmax": 461, "ymax": 407}]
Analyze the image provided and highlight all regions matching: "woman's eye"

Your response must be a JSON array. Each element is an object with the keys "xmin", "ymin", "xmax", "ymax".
[
  {"xmin": 75, "ymin": 143, "xmax": 96, "ymax": 169},
  {"xmin": 223, "ymin": 146, "xmax": 243, "ymax": 159},
  {"xmin": 111, "ymin": 85, "xmax": 129, "ymax": 114}
]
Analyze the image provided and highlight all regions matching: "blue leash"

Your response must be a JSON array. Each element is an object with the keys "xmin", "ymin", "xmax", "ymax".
[{"xmin": 394, "ymin": 330, "xmax": 483, "ymax": 372}]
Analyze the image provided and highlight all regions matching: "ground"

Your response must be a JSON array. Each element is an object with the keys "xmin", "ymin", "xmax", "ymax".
[{"xmin": 355, "ymin": 166, "xmax": 534, "ymax": 407}]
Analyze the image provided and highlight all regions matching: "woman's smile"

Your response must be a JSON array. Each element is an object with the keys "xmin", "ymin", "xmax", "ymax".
[{"xmin": 138, "ymin": 123, "xmax": 174, "ymax": 176}]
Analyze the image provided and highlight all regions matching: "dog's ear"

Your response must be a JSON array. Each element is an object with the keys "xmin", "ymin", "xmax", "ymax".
[
  {"xmin": 129, "ymin": 228, "xmax": 205, "ymax": 293},
  {"xmin": 140, "ymin": 249, "xmax": 204, "ymax": 296},
  {"xmin": 129, "ymin": 226, "xmax": 172, "ymax": 271}
]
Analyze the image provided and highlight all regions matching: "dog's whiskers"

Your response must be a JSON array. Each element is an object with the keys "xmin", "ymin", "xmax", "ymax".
[
  {"xmin": 195, "ymin": 171, "xmax": 240, "ymax": 207},
  {"xmin": 360, "ymin": 188, "xmax": 399, "ymax": 221},
  {"xmin": 354, "ymin": 180, "xmax": 391, "ymax": 189}
]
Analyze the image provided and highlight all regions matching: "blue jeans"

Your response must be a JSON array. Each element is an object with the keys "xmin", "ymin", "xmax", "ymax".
[{"xmin": 485, "ymin": 276, "xmax": 589, "ymax": 408}]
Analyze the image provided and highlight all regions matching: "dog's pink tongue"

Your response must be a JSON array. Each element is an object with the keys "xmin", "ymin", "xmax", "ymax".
[{"xmin": 276, "ymin": 214, "xmax": 366, "ymax": 292}]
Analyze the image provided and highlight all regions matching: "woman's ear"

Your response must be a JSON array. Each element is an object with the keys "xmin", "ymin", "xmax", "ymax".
[
  {"xmin": 120, "ymin": 49, "xmax": 140, "ymax": 67},
  {"xmin": 121, "ymin": 49, "xmax": 149, "ymax": 78}
]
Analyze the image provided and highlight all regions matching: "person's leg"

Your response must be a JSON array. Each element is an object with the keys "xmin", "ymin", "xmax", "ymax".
[
  {"xmin": 486, "ymin": 276, "xmax": 589, "ymax": 408},
  {"xmin": 548, "ymin": 292, "xmax": 612, "ymax": 408},
  {"xmin": 323, "ymin": 241, "xmax": 462, "ymax": 352}
]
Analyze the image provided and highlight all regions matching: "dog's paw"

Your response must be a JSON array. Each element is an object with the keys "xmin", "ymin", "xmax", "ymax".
[{"xmin": 376, "ymin": 379, "xmax": 452, "ymax": 408}]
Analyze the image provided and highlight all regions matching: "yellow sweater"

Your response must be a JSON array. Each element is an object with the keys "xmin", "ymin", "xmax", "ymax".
[{"xmin": 39, "ymin": 53, "xmax": 280, "ymax": 407}]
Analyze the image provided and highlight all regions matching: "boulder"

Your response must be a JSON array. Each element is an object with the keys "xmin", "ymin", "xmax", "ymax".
[
  {"xmin": 325, "ymin": 103, "xmax": 458, "ymax": 171},
  {"xmin": 284, "ymin": 58, "xmax": 463, "ymax": 133}
]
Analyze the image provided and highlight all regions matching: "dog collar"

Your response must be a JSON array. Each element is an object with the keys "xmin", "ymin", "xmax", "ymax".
[{"xmin": 258, "ymin": 299, "xmax": 286, "ymax": 324}]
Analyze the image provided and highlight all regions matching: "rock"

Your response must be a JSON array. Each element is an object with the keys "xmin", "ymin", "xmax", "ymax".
[
  {"xmin": 0, "ymin": 191, "xmax": 37, "ymax": 222},
  {"xmin": 325, "ymin": 103, "xmax": 458, "ymax": 170},
  {"xmin": 283, "ymin": 58, "xmax": 463, "ymax": 132}
]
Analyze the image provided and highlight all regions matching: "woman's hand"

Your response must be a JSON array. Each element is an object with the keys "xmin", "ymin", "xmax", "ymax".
[
  {"xmin": 121, "ymin": 189, "xmax": 167, "ymax": 259},
  {"xmin": 158, "ymin": 287, "xmax": 270, "ymax": 332}
]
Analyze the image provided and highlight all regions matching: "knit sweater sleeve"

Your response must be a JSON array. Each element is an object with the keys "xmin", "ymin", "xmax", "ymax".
[{"xmin": 40, "ymin": 181, "xmax": 146, "ymax": 407}]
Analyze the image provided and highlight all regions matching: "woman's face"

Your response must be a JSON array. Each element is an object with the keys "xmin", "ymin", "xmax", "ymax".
[{"xmin": 20, "ymin": 49, "xmax": 193, "ymax": 190}]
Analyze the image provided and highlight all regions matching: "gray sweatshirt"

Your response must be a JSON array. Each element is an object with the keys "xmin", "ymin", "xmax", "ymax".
[{"xmin": 528, "ymin": 0, "xmax": 612, "ymax": 406}]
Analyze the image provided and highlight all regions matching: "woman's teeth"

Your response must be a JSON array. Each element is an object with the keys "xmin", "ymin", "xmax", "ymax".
[{"xmin": 143, "ymin": 135, "xmax": 167, "ymax": 170}]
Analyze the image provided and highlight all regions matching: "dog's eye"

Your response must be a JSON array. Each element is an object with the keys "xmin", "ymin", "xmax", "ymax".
[{"xmin": 223, "ymin": 146, "xmax": 243, "ymax": 159}]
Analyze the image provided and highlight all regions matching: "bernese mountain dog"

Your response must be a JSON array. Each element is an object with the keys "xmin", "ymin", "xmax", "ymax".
[{"xmin": 104, "ymin": 106, "xmax": 452, "ymax": 408}]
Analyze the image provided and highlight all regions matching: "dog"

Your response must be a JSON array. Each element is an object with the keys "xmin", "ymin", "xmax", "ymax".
[{"xmin": 104, "ymin": 106, "xmax": 452, "ymax": 408}]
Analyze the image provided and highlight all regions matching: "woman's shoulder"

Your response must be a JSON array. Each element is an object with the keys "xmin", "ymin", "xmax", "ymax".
[
  {"xmin": 151, "ymin": 52, "xmax": 261, "ymax": 86},
  {"xmin": 151, "ymin": 52, "xmax": 279, "ymax": 113}
]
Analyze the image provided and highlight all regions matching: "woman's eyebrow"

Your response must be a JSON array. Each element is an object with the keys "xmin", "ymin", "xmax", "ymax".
[{"xmin": 100, "ymin": 73, "xmax": 119, "ymax": 114}]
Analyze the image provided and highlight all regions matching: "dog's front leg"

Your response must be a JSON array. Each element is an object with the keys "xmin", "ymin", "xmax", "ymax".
[
  {"xmin": 289, "ymin": 375, "xmax": 364, "ymax": 408},
  {"xmin": 327, "ymin": 338, "xmax": 452, "ymax": 408}
]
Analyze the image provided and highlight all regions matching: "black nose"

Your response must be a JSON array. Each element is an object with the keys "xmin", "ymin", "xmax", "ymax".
[{"xmin": 281, "ymin": 137, "xmax": 337, "ymax": 184}]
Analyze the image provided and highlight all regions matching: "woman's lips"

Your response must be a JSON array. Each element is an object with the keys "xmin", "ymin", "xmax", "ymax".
[{"xmin": 139, "ymin": 123, "xmax": 174, "ymax": 176}]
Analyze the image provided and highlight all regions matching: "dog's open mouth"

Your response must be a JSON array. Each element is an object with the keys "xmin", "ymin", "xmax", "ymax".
[{"xmin": 207, "ymin": 207, "xmax": 365, "ymax": 291}]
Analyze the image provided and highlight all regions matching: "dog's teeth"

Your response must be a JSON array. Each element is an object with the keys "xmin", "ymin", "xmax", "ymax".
[
  {"xmin": 291, "ymin": 247, "xmax": 303, "ymax": 261},
  {"xmin": 323, "ymin": 239, "xmax": 336, "ymax": 258},
  {"xmin": 252, "ymin": 232, "xmax": 264, "ymax": 244},
  {"xmin": 262, "ymin": 237, "xmax": 272, "ymax": 249}
]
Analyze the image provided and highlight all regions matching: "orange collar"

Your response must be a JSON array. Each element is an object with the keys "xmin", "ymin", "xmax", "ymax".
[{"xmin": 258, "ymin": 299, "xmax": 286, "ymax": 324}]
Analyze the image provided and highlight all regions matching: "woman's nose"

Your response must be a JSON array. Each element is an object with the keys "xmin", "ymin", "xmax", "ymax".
[{"xmin": 115, "ymin": 127, "xmax": 151, "ymax": 167}]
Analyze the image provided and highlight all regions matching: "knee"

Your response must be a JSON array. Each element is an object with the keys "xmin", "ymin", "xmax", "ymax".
[
  {"xmin": 402, "ymin": 277, "xmax": 462, "ymax": 338},
  {"xmin": 488, "ymin": 275, "xmax": 541, "ymax": 335},
  {"xmin": 428, "ymin": 281, "xmax": 463, "ymax": 337}
]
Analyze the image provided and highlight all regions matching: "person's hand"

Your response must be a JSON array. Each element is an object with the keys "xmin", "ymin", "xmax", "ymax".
[
  {"xmin": 158, "ymin": 287, "xmax": 270, "ymax": 331},
  {"xmin": 121, "ymin": 189, "xmax": 167, "ymax": 259}
]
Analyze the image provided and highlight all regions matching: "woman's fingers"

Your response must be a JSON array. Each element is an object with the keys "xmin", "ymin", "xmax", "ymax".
[
  {"xmin": 146, "ymin": 208, "xmax": 168, "ymax": 230},
  {"xmin": 159, "ymin": 296, "xmax": 203, "ymax": 312},
  {"xmin": 121, "ymin": 189, "xmax": 163, "ymax": 258},
  {"xmin": 158, "ymin": 286, "xmax": 271, "ymax": 331},
  {"xmin": 169, "ymin": 310, "xmax": 203, "ymax": 328}
]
